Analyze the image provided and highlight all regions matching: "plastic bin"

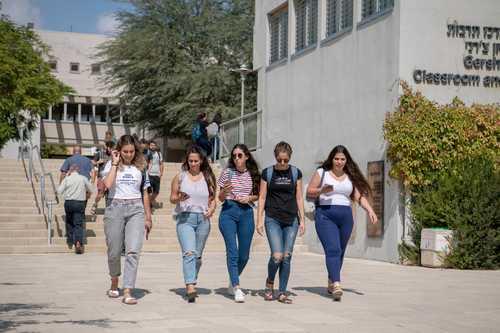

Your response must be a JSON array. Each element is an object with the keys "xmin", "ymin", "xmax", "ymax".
[{"xmin": 420, "ymin": 228, "xmax": 453, "ymax": 268}]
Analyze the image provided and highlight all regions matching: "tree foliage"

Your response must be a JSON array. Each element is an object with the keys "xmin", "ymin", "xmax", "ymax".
[
  {"xmin": 98, "ymin": 0, "xmax": 256, "ymax": 137},
  {"xmin": 0, "ymin": 17, "xmax": 71, "ymax": 149},
  {"xmin": 384, "ymin": 81, "xmax": 499, "ymax": 189}
]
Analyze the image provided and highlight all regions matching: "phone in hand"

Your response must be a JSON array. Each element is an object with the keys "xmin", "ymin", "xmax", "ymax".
[
  {"xmin": 322, "ymin": 184, "xmax": 334, "ymax": 193},
  {"xmin": 179, "ymin": 191, "xmax": 190, "ymax": 201}
]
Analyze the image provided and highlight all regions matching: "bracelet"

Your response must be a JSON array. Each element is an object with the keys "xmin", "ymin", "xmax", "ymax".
[{"xmin": 112, "ymin": 163, "xmax": 119, "ymax": 167}]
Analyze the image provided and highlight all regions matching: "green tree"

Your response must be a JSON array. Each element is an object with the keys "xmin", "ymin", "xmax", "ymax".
[
  {"xmin": 0, "ymin": 17, "xmax": 71, "ymax": 149},
  {"xmin": 98, "ymin": 0, "xmax": 256, "ymax": 137}
]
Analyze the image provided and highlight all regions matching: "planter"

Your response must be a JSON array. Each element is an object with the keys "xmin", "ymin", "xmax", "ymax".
[{"xmin": 420, "ymin": 228, "xmax": 453, "ymax": 268}]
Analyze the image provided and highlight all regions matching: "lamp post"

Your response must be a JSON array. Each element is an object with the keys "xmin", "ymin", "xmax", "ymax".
[{"xmin": 231, "ymin": 64, "xmax": 253, "ymax": 144}]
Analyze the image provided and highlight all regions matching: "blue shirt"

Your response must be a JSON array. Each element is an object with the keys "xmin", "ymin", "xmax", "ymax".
[{"xmin": 60, "ymin": 155, "xmax": 93, "ymax": 180}]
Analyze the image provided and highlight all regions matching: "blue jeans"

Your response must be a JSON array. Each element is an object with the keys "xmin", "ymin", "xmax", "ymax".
[
  {"xmin": 176, "ymin": 212, "xmax": 211, "ymax": 284},
  {"xmin": 219, "ymin": 200, "xmax": 255, "ymax": 287},
  {"xmin": 265, "ymin": 216, "xmax": 299, "ymax": 293},
  {"xmin": 315, "ymin": 205, "xmax": 354, "ymax": 283},
  {"xmin": 64, "ymin": 200, "xmax": 86, "ymax": 245}
]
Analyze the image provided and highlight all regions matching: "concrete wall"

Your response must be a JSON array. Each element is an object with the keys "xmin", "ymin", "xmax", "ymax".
[
  {"xmin": 399, "ymin": 0, "xmax": 500, "ymax": 105},
  {"xmin": 254, "ymin": 0, "xmax": 500, "ymax": 262},
  {"xmin": 255, "ymin": 0, "xmax": 402, "ymax": 262}
]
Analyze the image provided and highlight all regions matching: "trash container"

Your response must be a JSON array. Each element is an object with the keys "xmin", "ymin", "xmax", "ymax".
[{"xmin": 420, "ymin": 228, "xmax": 453, "ymax": 268}]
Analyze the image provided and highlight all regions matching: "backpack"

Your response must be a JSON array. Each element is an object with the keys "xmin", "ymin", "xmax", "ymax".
[
  {"xmin": 206, "ymin": 122, "xmax": 219, "ymax": 139},
  {"xmin": 191, "ymin": 122, "xmax": 203, "ymax": 142},
  {"xmin": 264, "ymin": 165, "xmax": 299, "ymax": 189}
]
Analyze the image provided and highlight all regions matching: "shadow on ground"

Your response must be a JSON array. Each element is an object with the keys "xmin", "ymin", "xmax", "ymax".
[
  {"xmin": 0, "ymin": 303, "xmax": 137, "ymax": 332},
  {"xmin": 293, "ymin": 286, "xmax": 364, "ymax": 298},
  {"xmin": 169, "ymin": 287, "xmax": 212, "ymax": 300}
]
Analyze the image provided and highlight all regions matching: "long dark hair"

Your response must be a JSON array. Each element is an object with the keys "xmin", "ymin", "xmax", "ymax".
[
  {"xmin": 115, "ymin": 134, "xmax": 146, "ymax": 171},
  {"xmin": 227, "ymin": 144, "xmax": 260, "ymax": 195},
  {"xmin": 181, "ymin": 145, "xmax": 217, "ymax": 197},
  {"xmin": 320, "ymin": 145, "xmax": 372, "ymax": 199}
]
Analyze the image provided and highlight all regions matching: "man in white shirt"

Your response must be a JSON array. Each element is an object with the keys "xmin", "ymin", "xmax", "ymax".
[
  {"xmin": 57, "ymin": 165, "xmax": 94, "ymax": 254},
  {"xmin": 148, "ymin": 140, "xmax": 164, "ymax": 208}
]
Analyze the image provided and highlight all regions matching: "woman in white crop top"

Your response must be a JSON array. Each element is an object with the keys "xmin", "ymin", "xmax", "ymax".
[
  {"xmin": 306, "ymin": 145, "xmax": 378, "ymax": 301},
  {"xmin": 170, "ymin": 145, "xmax": 216, "ymax": 303}
]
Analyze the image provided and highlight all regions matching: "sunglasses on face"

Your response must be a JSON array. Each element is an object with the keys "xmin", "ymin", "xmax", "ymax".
[
  {"xmin": 232, "ymin": 153, "xmax": 244, "ymax": 159},
  {"xmin": 276, "ymin": 158, "xmax": 289, "ymax": 163}
]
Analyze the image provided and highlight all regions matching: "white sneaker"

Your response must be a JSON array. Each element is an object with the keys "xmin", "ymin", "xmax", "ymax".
[
  {"xmin": 227, "ymin": 283, "xmax": 234, "ymax": 296},
  {"xmin": 234, "ymin": 288, "xmax": 245, "ymax": 303}
]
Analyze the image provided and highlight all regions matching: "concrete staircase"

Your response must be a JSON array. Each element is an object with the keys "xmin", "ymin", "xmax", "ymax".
[{"xmin": 0, "ymin": 158, "xmax": 308, "ymax": 254}]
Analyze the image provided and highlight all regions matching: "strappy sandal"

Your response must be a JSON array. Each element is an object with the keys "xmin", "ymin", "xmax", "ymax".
[
  {"xmin": 264, "ymin": 279, "xmax": 274, "ymax": 301},
  {"xmin": 277, "ymin": 293, "xmax": 293, "ymax": 304},
  {"xmin": 107, "ymin": 289, "xmax": 120, "ymax": 298},
  {"xmin": 187, "ymin": 291, "xmax": 197, "ymax": 303},
  {"xmin": 327, "ymin": 280, "xmax": 334, "ymax": 294},
  {"xmin": 122, "ymin": 295, "xmax": 138, "ymax": 305}
]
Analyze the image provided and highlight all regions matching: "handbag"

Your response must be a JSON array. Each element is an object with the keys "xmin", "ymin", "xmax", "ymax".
[{"xmin": 306, "ymin": 168, "xmax": 326, "ymax": 206}]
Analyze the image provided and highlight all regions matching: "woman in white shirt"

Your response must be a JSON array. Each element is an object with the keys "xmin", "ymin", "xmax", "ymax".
[
  {"xmin": 306, "ymin": 145, "xmax": 378, "ymax": 301},
  {"xmin": 102, "ymin": 134, "xmax": 152, "ymax": 305},
  {"xmin": 170, "ymin": 145, "xmax": 216, "ymax": 303}
]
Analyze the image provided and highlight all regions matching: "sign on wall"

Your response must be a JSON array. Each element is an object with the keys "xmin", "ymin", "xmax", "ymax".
[
  {"xmin": 413, "ymin": 22, "xmax": 500, "ymax": 88},
  {"xmin": 367, "ymin": 161, "xmax": 384, "ymax": 237}
]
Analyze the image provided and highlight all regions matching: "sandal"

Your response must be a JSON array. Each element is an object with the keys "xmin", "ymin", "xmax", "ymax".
[
  {"xmin": 264, "ymin": 279, "xmax": 274, "ymax": 301},
  {"xmin": 277, "ymin": 293, "xmax": 293, "ymax": 304},
  {"xmin": 122, "ymin": 296, "xmax": 138, "ymax": 305},
  {"xmin": 327, "ymin": 280, "xmax": 334, "ymax": 294},
  {"xmin": 107, "ymin": 289, "xmax": 119, "ymax": 298}
]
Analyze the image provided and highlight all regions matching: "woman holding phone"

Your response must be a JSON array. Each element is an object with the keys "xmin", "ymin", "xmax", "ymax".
[
  {"xmin": 102, "ymin": 134, "xmax": 152, "ymax": 305},
  {"xmin": 170, "ymin": 145, "xmax": 217, "ymax": 303},
  {"xmin": 256, "ymin": 142, "xmax": 305, "ymax": 304},
  {"xmin": 218, "ymin": 144, "xmax": 260, "ymax": 303},
  {"xmin": 306, "ymin": 145, "xmax": 377, "ymax": 301}
]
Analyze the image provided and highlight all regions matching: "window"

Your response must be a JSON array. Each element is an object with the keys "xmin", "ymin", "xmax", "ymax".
[
  {"xmin": 109, "ymin": 105, "xmax": 121, "ymax": 124},
  {"xmin": 326, "ymin": 0, "xmax": 353, "ymax": 36},
  {"xmin": 48, "ymin": 60, "xmax": 57, "ymax": 72},
  {"xmin": 361, "ymin": 0, "xmax": 393, "ymax": 20},
  {"xmin": 295, "ymin": 0, "xmax": 318, "ymax": 52},
  {"xmin": 91, "ymin": 63, "xmax": 101, "ymax": 75},
  {"xmin": 269, "ymin": 8, "xmax": 288, "ymax": 64},
  {"xmin": 81, "ymin": 104, "xmax": 93, "ymax": 122},
  {"xmin": 66, "ymin": 103, "xmax": 78, "ymax": 121},
  {"xmin": 95, "ymin": 105, "xmax": 107, "ymax": 123},
  {"xmin": 52, "ymin": 103, "xmax": 64, "ymax": 121},
  {"xmin": 70, "ymin": 62, "xmax": 80, "ymax": 73}
]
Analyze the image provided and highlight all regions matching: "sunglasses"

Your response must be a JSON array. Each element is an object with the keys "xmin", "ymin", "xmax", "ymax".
[
  {"xmin": 276, "ymin": 158, "xmax": 289, "ymax": 163},
  {"xmin": 232, "ymin": 153, "xmax": 244, "ymax": 159}
]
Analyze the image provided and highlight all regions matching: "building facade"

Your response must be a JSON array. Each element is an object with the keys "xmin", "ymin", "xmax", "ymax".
[{"xmin": 253, "ymin": 0, "xmax": 500, "ymax": 262}]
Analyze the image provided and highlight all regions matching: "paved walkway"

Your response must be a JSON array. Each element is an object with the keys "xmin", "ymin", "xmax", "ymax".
[{"xmin": 0, "ymin": 253, "xmax": 499, "ymax": 333}]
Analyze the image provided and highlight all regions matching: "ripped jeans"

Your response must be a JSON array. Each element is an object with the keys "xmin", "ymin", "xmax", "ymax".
[
  {"xmin": 176, "ymin": 212, "xmax": 211, "ymax": 284},
  {"xmin": 265, "ymin": 216, "xmax": 299, "ymax": 293}
]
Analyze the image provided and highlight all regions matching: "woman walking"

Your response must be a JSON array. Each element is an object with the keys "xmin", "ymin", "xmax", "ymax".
[
  {"xmin": 306, "ymin": 145, "xmax": 377, "ymax": 301},
  {"xmin": 170, "ymin": 145, "xmax": 217, "ymax": 303},
  {"xmin": 218, "ymin": 144, "xmax": 260, "ymax": 303},
  {"xmin": 256, "ymin": 142, "xmax": 305, "ymax": 304},
  {"xmin": 102, "ymin": 134, "xmax": 153, "ymax": 305}
]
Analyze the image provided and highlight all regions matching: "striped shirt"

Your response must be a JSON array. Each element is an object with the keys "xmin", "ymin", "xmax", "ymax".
[{"xmin": 217, "ymin": 168, "xmax": 253, "ymax": 200}]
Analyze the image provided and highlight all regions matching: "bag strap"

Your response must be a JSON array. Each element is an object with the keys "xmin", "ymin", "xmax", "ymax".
[
  {"xmin": 265, "ymin": 167, "xmax": 273, "ymax": 184},
  {"xmin": 290, "ymin": 165, "xmax": 298, "ymax": 187}
]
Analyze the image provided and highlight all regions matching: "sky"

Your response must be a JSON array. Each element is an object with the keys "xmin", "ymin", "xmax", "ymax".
[{"xmin": 1, "ymin": 0, "xmax": 134, "ymax": 35}]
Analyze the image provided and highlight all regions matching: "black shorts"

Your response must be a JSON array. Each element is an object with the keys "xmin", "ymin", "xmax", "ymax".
[{"xmin": 149, "ymin": 176, "xmax": 161, "ymax": 194}]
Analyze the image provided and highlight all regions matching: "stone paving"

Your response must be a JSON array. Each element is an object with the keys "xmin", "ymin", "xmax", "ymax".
[{"xmin": 0, "ymin": 252, "xmax": 499, "ymax": 333}]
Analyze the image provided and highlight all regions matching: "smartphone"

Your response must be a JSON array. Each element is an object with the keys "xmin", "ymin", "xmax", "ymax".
[
  {"xmin": 322, "ymin": 184, "xmax": 334, "ymax": 193},
  {"xmin": 179, "ymin": 191, "xmax": 190, "ymax": 200}
]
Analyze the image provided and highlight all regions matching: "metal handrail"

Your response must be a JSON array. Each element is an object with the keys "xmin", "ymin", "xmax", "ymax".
[{"xmin": 19, "ymin": 138, "xmax": 59, "ymax": 245}]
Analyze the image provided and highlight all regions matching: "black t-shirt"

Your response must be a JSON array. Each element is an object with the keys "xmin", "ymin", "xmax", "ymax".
[{"xmin": 262, "ymin": 166, "xmax": 302, "ymax": 224}]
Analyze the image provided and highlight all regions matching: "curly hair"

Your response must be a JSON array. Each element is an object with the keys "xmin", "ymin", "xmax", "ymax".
[
  {"xmin": 320, "ymin": 145, "xmax": 372, "ymax": 199},
  {"xmin": 181, "ymin": 145, "xmax": 217, "ymax": 198},
  {"xmin": 115, "ymin": 134, "xmax": 146, "ymax": 171},
  {"xmin": 227, "ymin": 144, "xmax": 260, "ymax": 195}
]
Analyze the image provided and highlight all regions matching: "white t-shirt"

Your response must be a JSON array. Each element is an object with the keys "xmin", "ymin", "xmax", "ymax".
[
  {"xmin": 317, "ymin": 168, "xmax": 353, "ymax": 206},
  {"xmin": 102, "ymin": 161, "xmax": 150, "ymax": 199},
  {"xmin": 149, "ymin": 151, "xmax": 163, "ymax": 176}
]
